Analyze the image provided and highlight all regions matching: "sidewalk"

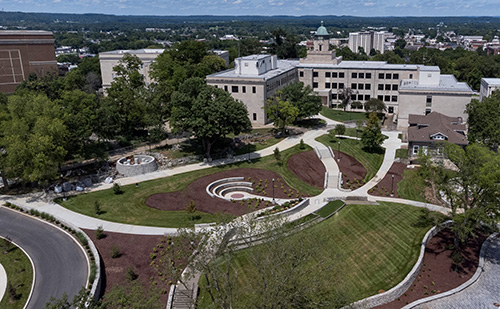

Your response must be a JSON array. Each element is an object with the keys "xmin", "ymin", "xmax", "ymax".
[{"xmin": 0, "ymin": 263, "xmax": 6, "ymax": 304}]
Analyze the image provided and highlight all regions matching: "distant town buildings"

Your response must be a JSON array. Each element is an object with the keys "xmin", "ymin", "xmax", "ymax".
[
  {"xmin": 348, "ymin": 30, "xmax": 393, "ymax": 54},
  {"xmin": 0, "ymin": 30, "xmax": 58, "ymax": 93},
  {"xmin": 479, "ymin": 78, "xmax": 500, "ymax": 101}
]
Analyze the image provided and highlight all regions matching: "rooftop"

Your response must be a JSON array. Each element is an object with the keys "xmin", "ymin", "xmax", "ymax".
[
  {"xmin": 482, "ymin": 78, "xmax": 500, "ymax": 85},
  {"xmin": 400, "ymin": 75, "xmax": 472, "ymax": 93},
  {"xmin": 297, "ymin": 60, "xmax": 424, "ymax": 71},
  {"xmin": 100, "ymin": 49, "xmax": 165, "ymax": 55},
  {"xmin": 207, "ymin": 59, "xmax": 299, "ymax": 80},
  {"xmin": 0, "ymin": 30, "xmax": 53, "ymax": 35},
  {"xmin": 408, "ymin": 112, "xmax": 468, "ymax": 145}
]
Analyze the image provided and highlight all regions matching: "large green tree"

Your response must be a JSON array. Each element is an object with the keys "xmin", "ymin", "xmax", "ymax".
[
  {"xmin": 264, "ymin": 95, "xmax": 299, "ymax": 135},
  {"xmin": 170, "ymin": 78, "xmax": 251, "ymax": 159},
  {"xmin": 466, "ymin": 91, "xmax": 500, "ymax": 150},
  {"xmin": 364, "ymin": 98, "xmax": 387, "ymax": 114},
  {"xmin": 361, "ymin": 112, "xmax": 384, "ymax": 152},
  {"xmin": 277, "ymin": 82, "xmax": 322, "ymax": 120}
]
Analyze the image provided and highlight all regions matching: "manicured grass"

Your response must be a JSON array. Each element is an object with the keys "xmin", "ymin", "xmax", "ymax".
[
  {"xmin": 317, "ymin": 135, "xmax": 384, "ymax": 182},
  {"xmin": 233, "ymin": 136, "xmax": 283, "ymax": 156},
  {"xmin": 0, "ymin": 240, "xmax": 33, "ymax": 308},
  {"xmin": 396, "ymin": 148, "xmax": 409, "ymax": 160},
  {"xmin": 397, "ymin": 169, "xmax": 428, "ymax": 202},
  {"xmin": 315, "ymin": 200, "xmax": 344, "ymax": 218},
  {"xmin": 340, "ymin": 127, "xmax": 361, "ymax": 138},
  {"xmin": 320, "ymin": 106, "xmax": 368, "ymax": 122},
  {"xmin": 198, "ymin": 202, "xmax": 436, "ymax": 306},
  {"xmin": 59, "ymin": 145, "xmax": 322, "ymax": 228}
]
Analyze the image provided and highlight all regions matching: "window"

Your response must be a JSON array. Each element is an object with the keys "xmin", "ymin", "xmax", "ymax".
[
  {"xmin": 332, "ymin": 72, "xmax": 338, "ymax": 78},
  {"xmin": 313, "ymin": 82, "xmax": 318, "ymax": 88},
  {"xmin": 325, "ymin": 72, "xmax": 331, "ymax": 78},
  {"xmin": 392, "ymin": 84, "xmax": 398, "ymax": 91},
  {"xmin": 378, "ymin": 84, "xmax": 384, "ymax": 90},
  {"xmin": 358, "ymin": 83, "xmax": 364, "ymax": 90},
  {"xmin": 325, "ymin": 82, "xmax": 331, "ymax": 88},
  {"xmin": 413, "ymin": 145, "xmax": 420, "ymax": 155},
  {"xmin": 409, "ymin": 74, "xmax": 413, "ymax": 79},
  {"xmin": 214, "ymin": 85, "xmax": 218, "ymax": 88},
  {"xmin": 385, "ymin": 95, "xmax": 390, "ymax": 102},
  {"xmin": 352, "ymin": 72, "xmax": 358, "ymax": 78},
  {"xmin": 339, "ymin": 83, "xmax": 344, "ymax": 89},
  {"xmin": 332, "ymin": 83, "xmax": 338, "ymax": 89},
  {"xmin": 364, "ymin": 94, "xmax": 370, "ymax": 100},
  {"xmin": 365, "ymin": 84, "xmax": 371, "ymax": 90},
  {"xmin": 253, "ymin": 113, "xmax": 257, "ymax": 121},
  {"xmin": 299, "ymin": 71, "xmax": 304, "ymax": 77},
  {"xmin": 352, "ymin": 83, "xmax": 357, "ymax": 89},
  {"xmin": 366, "ymin": 73, "xmax": 371, "ymax": 78},
  {"xmin": 232, "ymin": 86, "xmax": 238, "ymax": 93},
  {"xmin": 393, "ymin": 73, "xmax": 399, "ymax": 79},
  {"xmin": 392, "ymin": 95, "xmax": 398, "ymax": 102},
  {"xmin": 426, "ymin": 108, "xmax": 431, "ymax": 115},
  {"xmin": 379, "ymin": 73, "xmax": 385, "ymax": 79},
  {"xmin": 386, "ymin": 73, "xmax": 391, "ymax": 79},
  {"xmin": 313, "ymin": 72, "xmax": 318, "ymax": 77},
  {"xmin": 252, "ymin": 86, "xmax": 256, "ymax": 93},
  {"xmin": 339, "ymin": 72, "xmax": 345, "ymax": 78},
  {"xmin": 224, "ymin": 85, "xmax": 228, "ymax": 91},
  {"xmin": 385, "ymin": 84, "xmax": 391, "ymax": 91},
  {"xmin": 332, "ymin": 93, "xmax": 338, "ymax": 100},
  {"xmin": 378, "ymin": 95, "xmax": 383, "ymax": 100},
  {"xmin": 359, "ymin": 73, "xmax": 365, "ymax": 78},
  {"xmin": 388, "ymin": 106, "xmax": 394, "ymax": 113},
  {"xmin": 242, "ymin": 86, "xmax": 246, "ymax": 93},
  {"xmin": 426, "ymin": 96, "xmax": 432, "ymax": 107}
]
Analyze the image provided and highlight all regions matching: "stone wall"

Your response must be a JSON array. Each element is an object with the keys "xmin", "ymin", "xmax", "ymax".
[{"xmin": 116, "ymin": 155, "xmax": 158, "ymax": 177}]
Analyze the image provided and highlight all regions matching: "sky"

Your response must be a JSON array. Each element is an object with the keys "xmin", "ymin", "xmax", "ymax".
[{"xmin": 0, "ymin": 0, "xmax": 499, "ymax": 17}]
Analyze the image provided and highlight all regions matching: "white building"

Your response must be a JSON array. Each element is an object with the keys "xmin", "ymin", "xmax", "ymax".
[
  {"xmin": 348, "ymin": 31, "xmax": 392, "ymax": 54},
  {"xmin": 479, "ymin": 78, "xmax": 500, "ymax": 101}
]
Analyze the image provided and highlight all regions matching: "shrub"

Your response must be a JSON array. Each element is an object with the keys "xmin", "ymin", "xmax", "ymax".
[
  {"xmin": 273, "ymin": 147, "xmax": 281, "ymax": 164},
  {"xmin": 95, "ymin": 226, "xmax": 105, "ymax": 239},
  {"xmin": 112, "ymin": 183, "xmax": 123, "ymax": 195},
  {"xmin": 75, "ymin": 232, "xmax": 88, "ymax": 247},
  {"xmin": 111, "ymin": 246, "xmax": 121, "ymax": 258},
  {"xmin": 299, "ymin": 139, "xmax": 305, "ymax": 149},
  {"xmin": 94, "ymin": 201, "xmax": 102, "ymax": 215},
  {"xmin": 126, "ymin": 267, "xmax": 138, "ymax": 281}
]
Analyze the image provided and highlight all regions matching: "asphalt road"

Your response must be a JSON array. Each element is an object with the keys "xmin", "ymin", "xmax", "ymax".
[{"xmin": 0, "ymin": 207, "xmax": 88, "ymax": 308}]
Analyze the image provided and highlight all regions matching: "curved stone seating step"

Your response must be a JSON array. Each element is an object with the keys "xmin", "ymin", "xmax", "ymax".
[
  {"xmin": 219, "ymin": 186, "xmax": 254, "ymax": 200},
  {"xmin": 206, "ymin": 177, "xmax": 245, "ymax": 197},
  {"xmin": 213, "ymin": 182, "xmax": 253, "ymax": 198}
]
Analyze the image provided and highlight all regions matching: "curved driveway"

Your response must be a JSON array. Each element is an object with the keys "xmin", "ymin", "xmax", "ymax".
[{"xmin": 0, "ymin": 207, "xmax": 88, "ymax": 308}]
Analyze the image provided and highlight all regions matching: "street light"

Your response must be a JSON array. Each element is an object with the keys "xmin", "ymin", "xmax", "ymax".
[
  {"xmin": 272, "ymin": 178, "xmax": 275, "ymax": 203},
  {"xmin": 337, "ymin": 141, "xmax": 341, "ymax": 162},
  {"xmin": 391, "ymin": 174, "xmax": 395, "ymax": 197}
]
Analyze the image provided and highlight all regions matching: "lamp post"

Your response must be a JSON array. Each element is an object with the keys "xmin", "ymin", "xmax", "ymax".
[
  {"xmin": 272, "ymin": 178, "xmax": 275, "ymax": 203},
  {"xmin": 337, "ymin": 141, "xmax": 341, "ymax": 162},
  {"xmin": 391, "ymin": 174, "xmax": 395, "ymax": 197}
]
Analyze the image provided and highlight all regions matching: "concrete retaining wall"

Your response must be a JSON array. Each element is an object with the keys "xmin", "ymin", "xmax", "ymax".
[{"xmin": 116, "ymin": 155, "xmax": 157, "ymax": 177}]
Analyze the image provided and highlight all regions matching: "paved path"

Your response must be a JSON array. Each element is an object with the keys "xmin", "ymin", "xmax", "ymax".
[
  {"xmin": 0, "ymin": 207, "xmax": 88, "ymax": 308},
  {"xmin": 0, "ymin": 263, "xmax": 6, "ymax": 304},
  {"xmin": 412, "ymin": 235, "xmax": 500, "ymax": 309}
]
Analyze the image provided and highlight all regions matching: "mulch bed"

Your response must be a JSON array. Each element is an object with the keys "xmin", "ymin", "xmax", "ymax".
[
  {"xmin": 368, "ymin": 162, "xmax": 407, "ymax": 198},
  {"xmin": 333, "ymin": 150, "xmax": 367, "ymax": 189},
  {"xmin": 287, "ymin": 150, "xmax": 326, "ymax": 188},
  {"xmin": 145, "ymin": 168, "xmax": 304, "ymax": 217},
  {"xmin": 377, "ymin": 228, "xmax": 488, "ymax": 309},
  {"xmin": 84, "ymin": 229, "xmax": 184, "ymax": 306}
]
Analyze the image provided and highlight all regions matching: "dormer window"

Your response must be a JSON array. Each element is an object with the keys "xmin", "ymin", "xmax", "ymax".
[{"xmin": 430, "ymin": 132, "xmax": 448, "ymax": 140}]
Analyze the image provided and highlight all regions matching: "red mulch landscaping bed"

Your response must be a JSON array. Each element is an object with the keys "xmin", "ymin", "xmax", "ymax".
[
  {"xmin": 145, "ymin": 168, "xmax": 303, "ymax": 217},
  {"xmin": 368, "ymin": 162, "xmax": 407, "ymax": 198},
  {"xmin": 377, "ymin": 228, "xmax": 488, "ymax": 309},
  {"xmin": 332, "ymin": 149, "xmax": 367, "ymax": 189},
  {"xmin": 287, "ymin": 150, "xmax": 326, "ymax": 188},
  {"xmin": 84, "ymin": 229, "xmax": 185, "ymax": 306}
]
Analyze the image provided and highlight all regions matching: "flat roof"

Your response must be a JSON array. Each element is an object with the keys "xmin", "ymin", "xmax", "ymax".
[
  {"xmin": 297, "ymin": 60, "xmax": 432, "ymax": 71},
  {"xmin": 207, "ymin": 60, "xmax": 299, "ymax": 80},
  {"xmin": 482, "ymin": 78, "xmax": 500, "ymax": 85},
  {"xmin": 100, "ymin": 49, "xmax": 165, "ymax": 55},
  {"xmin": 0, "ymin": 30, "xmax": 53, "ymax": 35},
  {"xmin": 400, "ymin": 75, "xmax": 472, "ymax": 93},
  {"xmin": 238, "ymin": 54, "xmax": 270, "ymax": 61}
]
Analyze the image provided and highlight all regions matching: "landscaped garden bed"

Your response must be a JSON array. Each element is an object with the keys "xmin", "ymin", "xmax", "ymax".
[
  {"xmin": 287, "ymin": 150, "xmax": 326, "ymax": 188},
  {"xmin": 333, "ymin": 149, "xmax": 367, "ymax": 190},
  {"xmin": 368, "ymin": 162, "xmax": 407, "ymax": 197},
  {"xmin": 377, "ymin": 228, "xmax": 489, "ymax": 309},
  {"xmin": 256, "ymin": 198, "xmax": 303, "ymax": 217}
]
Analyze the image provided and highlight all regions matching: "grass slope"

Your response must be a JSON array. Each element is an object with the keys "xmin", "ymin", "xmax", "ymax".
[
  {"xmin": 59, "ymin": 145, "xmax": 322, "ymax": 228},
  {"xmin": 320, "ymin": 107, "xmax": 368, "ymax": 122},
  {"xmin": 316, "ymin": 135, "xmax": 384, "ymax": 182},
  {"xmin": 0, "ymin": 242, "xmax": 33, "ymax": 308}
]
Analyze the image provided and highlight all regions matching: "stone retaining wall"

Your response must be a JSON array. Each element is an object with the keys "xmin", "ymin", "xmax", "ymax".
[{"xmin": 116, "ymin": 155, "xmax": 157, "ymax": 177}]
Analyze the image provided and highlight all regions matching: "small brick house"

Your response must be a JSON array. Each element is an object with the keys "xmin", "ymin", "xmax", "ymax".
[{"xmin": 408, "ymin": 112, "xmax": 468, "ymax": 158}]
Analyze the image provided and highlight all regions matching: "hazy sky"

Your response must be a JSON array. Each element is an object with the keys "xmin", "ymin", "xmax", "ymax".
[{"xmin": 0, "ymin": 0, "xmax": 499, "ymax": 16}]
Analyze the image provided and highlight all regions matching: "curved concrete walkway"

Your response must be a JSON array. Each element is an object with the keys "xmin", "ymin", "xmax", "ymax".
[
  {"xmin": 0, "ymin": 263, "xmax": 6, "ymax": 304},
  {"xmin": 410, "ymin": 234, "xmax": 500, "ymax": 308}
]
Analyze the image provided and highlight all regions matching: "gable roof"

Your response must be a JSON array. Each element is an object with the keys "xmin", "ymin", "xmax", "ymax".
[{"xmin": 408, "ymin": 112, "xmax": 468, "ymax": 145}]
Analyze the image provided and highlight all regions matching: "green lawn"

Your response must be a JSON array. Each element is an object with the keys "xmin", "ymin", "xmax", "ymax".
[
  {"xmin": 397, "ymin": 169, "xmax": 428, "ymax": 202},
  {"xmin": 316, "ymin": 135, "xmax": 384, "ymax": 182},
  {"xmin": 197, "ymin": 202, "xmax": 437, "ymax": 307},
  {"xmin": 315, "ymin": 200, "xmax": 344, "ymax": 218},
  {"xmin": 396, "ymin": 148, "xmax": 409, "ymax": 160},
  {"xmin": 320, "ymin": 106, "xmax": 368, "ymax": 122},
  {"xmin": 58, "ymin": 145, "xmax": 323, "ymax": 228},
  {"xmin": 233, "ymin": 136, "xmax": 283, "ymax": 156},
  {"xmin": 0, "ymin": 240, "xmax": 33, "ymax": 308},
  {"xmin": 340, "ymin": 127, "xmax": 361, "ymax": 138}
]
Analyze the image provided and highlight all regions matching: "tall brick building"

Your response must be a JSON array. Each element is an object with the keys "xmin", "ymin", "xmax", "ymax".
[{"xmin": 0, "ymin": 30, "xmax": 57, "ymax": 93}]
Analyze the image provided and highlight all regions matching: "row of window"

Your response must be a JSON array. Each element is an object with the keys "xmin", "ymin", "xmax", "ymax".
[
  {"xmin": 266, "ymin": 73, "xmax": 295, "ymax": 92},
  {"xmin": 378, "ymin": 73, "xmax": 400, "ymax": 80},
  {"xmin": 332, "ymin": 94, "xmax": 371, "ymax": 101},
  {"xmin": 223, "ymin": 85, "xmax": 257, "ymax": 94},
  {"xmin": 377, "ymin": 95, "xmax": 398, "ymax": 102},
  {"xmin": 377, "ymin": 84, "xmax": 399, "ymax": 91},
  {"xmin": 302, "ymin": 71, "xmax": 403, "ymax": 80}
]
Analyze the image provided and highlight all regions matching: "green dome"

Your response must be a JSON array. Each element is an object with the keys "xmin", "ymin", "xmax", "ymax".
[{"xmin": 316, "ymin": 21, "xmax": 329, "ymax": 36}]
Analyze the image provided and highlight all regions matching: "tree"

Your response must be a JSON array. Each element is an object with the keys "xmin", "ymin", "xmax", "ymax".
[
  {"xmin": 419, "ymin": 143, "xmax": 500, "ymax": 247},
  {"xmin": 171, "ymin": 79, "xmax": 251, "ymax": 159},
  {"xmin": 466, "ymin": 92, "xmax": 500, "ymax": 150},
  {"xmin": 361, "ymin": 112, "xmax": 384, "ymax": 152},
  {"xmin": 185, "ymin": 200, "xmax": 197, "ymax": 221},
  {"xmin": 364, "ymin": 98, "xmax": 387, "ymax": 114},
  {"xmin": 269, "ymin": 28, "xmax": 300, "ymax": 59},
  {"xmin": 333, "ymin": 124, "xmax": 346, "ymax": 136},
  {"xmin": 264, "ymin": 95, "xmax": 299, "ymax": 135},
  {"xmin": 337, "ymin": 87, "xmax": 358, "ymax": 111},
  {"xmin": 273, "ymin": 147, "xmax": 281, "ymax": 163},
  {"xmin": 277, "ymin": 82, "xmax": 322, "ymax": 120}
]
